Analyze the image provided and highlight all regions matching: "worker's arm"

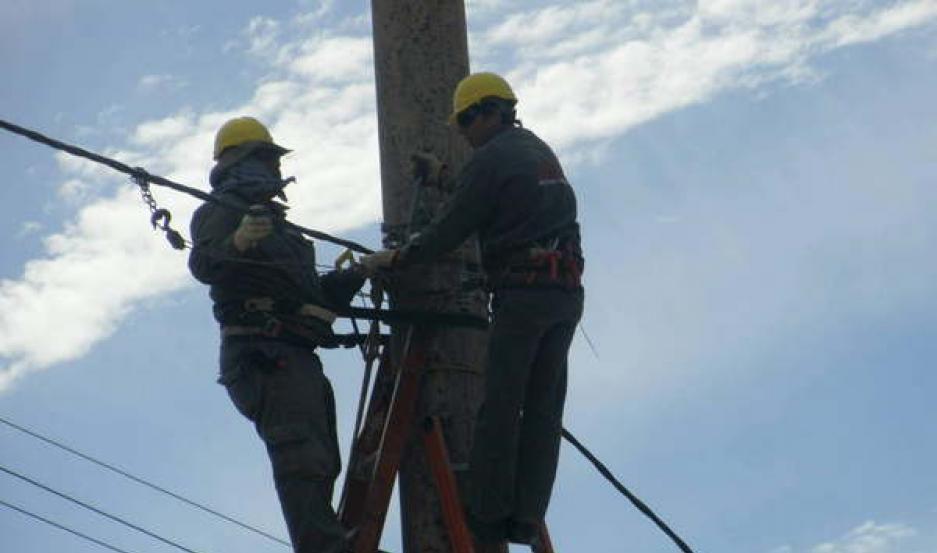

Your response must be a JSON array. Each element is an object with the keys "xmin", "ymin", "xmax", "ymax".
[
  {"xmin": 397, "ymin": 158, "xmax": 494, "ymax": 266},
  {"xmin": 188, "ymin": 202, "xmax": 265, "ymax": 285},
  {"xmin": 320, "ymin": 268, "xmax": 367, "ymax": 308}
]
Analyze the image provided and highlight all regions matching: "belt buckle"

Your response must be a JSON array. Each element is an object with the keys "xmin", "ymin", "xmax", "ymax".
[{"xmin": 262, "ymin": 317, "xmax": 283, "ymax": 337}]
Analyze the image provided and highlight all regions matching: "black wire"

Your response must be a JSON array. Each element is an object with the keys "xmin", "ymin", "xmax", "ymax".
[
  {"xmin": 561, "ymin": 428, "xmax": 695, "ymax": 553},
  {"xmin": 0, "ymin": 416, "xmax": 290, "ymax": 547},
  {"xmin": 0, "ymin": 464, "xmax": 207, "ymax": 553},
  {"xmin": 0, "ymin": 498, "xmax": 138, "ymax": 553},
  {"xmin": 0, "ymin": 118, "xmax": 373, "ymax": 254},
  {"xmin": 578, "ymin": 323, "xmax": 600, "ymax": 360}
]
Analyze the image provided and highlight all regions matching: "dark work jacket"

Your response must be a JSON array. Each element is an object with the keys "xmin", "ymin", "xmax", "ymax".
[
  {"xmin": 399, "ymin": 126, "xmax": 582, "ymax": 277},
  {"xmin": 188, "ymin": 191, "xmax": 363, "ymax": 342}
]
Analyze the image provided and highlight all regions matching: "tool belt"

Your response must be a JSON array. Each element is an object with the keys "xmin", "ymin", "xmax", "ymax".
[
  {"xmin": 221, "ymin": 297, "xmax": 338, "ymax": 348},
  {"xmin": 489, "ymin": 237, "xmax": 584, "ymax": 291}
]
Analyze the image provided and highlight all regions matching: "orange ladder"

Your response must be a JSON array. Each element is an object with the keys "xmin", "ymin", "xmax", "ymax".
[{"xmin": 338, "ymin": 325, "xmax": 555, "ymax": 553}]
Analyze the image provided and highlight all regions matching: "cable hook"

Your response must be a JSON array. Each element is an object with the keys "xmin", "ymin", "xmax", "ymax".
[{"xmin": 150, "ymin": 208, "xmax": 172, "ymax": 231}]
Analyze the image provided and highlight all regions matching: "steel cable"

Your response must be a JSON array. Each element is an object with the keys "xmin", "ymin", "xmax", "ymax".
[
  {"xmin": 561, "ymin": 428, "xmax": 695, "ymax": 553},
  {"xmin": 0, "ymin": 118, "xmax": 373, "ymax": 254},
  {"xmin": 0, "ymin": 498, "xmax": 139, "ymax": 553},
  {"xmin": 0, "ymin": 464, "xmax": 208, "ymax": 553},
  {"xmin": 0, "ymin": 415, "xmax": 290, "ymax": 547}
]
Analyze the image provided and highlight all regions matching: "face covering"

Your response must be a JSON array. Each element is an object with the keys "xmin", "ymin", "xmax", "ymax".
[{"xmin": 209, "ymin": 155, "xmax": 295, "ymax": 203}]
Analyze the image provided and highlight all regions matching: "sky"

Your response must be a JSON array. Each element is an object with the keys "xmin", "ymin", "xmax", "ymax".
[{"xmin": 1, "ymin": 0, "xmax": 936, "ymax": 552}]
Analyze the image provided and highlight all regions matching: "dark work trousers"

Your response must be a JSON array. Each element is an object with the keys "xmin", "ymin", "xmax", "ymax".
[
  {"xmin": 468, "ymin": 287, "xmax": 584, "ymax": 541},
  {"xmin": 219, "ymin": 337, "xmax": 346, "ymax": 553}
]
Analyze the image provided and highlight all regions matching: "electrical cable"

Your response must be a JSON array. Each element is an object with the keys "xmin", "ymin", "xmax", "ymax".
[
  {"xmin": 0, "ymin": 118, "xmax": 373, "ymax": 254},
  {"xmin": 561, "ymin": 428, "xmax": 695, "ymax": 553},
  {"xmin": 0, "ymin": 415, "xmax": 290, "ymax": 547},
  {"xmin": 0, "ymin": 464, "xmax": 207, "ymax": 553},
  {"xmin": 578, "ymin": 322, "xmax": 600, "ymax": 360},
  {"xmin": 0, "ymin": 498, "xmax": 138, "ymax": 553}
]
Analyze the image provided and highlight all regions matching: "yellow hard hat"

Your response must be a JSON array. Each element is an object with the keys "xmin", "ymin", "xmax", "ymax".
[
  {"xmin": 213, "ymin": 116, "xmax": 289, "ymax": 160},
  {"xmin": 449, "ymin": 72, "xmax": 517, "ymax": 124}
]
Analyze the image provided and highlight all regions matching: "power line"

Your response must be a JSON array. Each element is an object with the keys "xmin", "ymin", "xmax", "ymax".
[
  {"xmin": 561, "ymin": 428, "xmax": 696, "ymax": 553},
  {"xmin": 0, "ymin": 118, "xmax": 373, "ymax": 254},
  {"xmin": 578, "ymin": 322, "xmax": 600, "ymax": 360},
  {"xmin": 0, "ymin": 464, "xmax": 207, "ymax": 553},
  {"xmin": 0, "ymin": 415, "xmax": 290, "ymax": 547},
  {"xmin": 0, "ymin": 498, "xmax": 138, "ymax": 553}
]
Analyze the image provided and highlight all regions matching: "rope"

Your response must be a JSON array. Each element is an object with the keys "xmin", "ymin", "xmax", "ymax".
[
  {"xmin": 561, "ymin": 429, "xmax": 695, "ymax": 553},
  {"xmin": 0, "ymin": 464, "xmax": 208, "ymax": 553},
  {"xmin": 0, "ymin": 498, "xmax": 139, "ymax": 553},
  {"xmin": 0, "ymin": 416, "xmax": 290, "ymax": 546},
  {"xmin": 0, "ymin": 118, "xmax": 373, "ymax": 254}
]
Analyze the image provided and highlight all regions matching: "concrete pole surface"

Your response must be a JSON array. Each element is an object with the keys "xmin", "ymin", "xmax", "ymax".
[{"xmin": 370, "ymin": 1, "xmax": 503, "ymax": 552}]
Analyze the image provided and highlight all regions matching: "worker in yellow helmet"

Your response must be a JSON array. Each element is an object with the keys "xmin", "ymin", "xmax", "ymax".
[
  {"xmin": 361, "ymin": 72, "xmax": 585, "ymax": 547},
  {"xmin": 189, "ymin": 117, "xmax": 365, "ymax": 553}
]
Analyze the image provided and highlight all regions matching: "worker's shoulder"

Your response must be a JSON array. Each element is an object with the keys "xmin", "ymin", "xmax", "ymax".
[
  {"xmin": 480, "ymin": 126, "xmax": 553, "ymax": 161},
  {"xmin": 472, "ymin": 127, "xmax": 557, "ymax": 178},
  {"xmin": 191, "ymin": 191, "xmax": 243, "ymax": 226}
]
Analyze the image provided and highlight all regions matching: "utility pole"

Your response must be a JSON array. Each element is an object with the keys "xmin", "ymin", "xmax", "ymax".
[{"xmin": 370, "ymin": 1, "xmax": 502, "ymax": 552}]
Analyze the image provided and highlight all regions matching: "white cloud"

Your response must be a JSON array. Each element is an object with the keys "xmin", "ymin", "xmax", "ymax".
[
  {"xmin": 16, "ymin": 222, "xmax": 43, "ymax": 239},
  {"xmin": 465, "ymin": 0, "xmax": 510, "ymax": 12},
  {"xmin": 489, "ymin": 0, "xmax": 937, "ymax": 153},
  {"xmin": 774, "ymin": 521, "xmax": 917, "ymax": 553},
  {"xmin": 825, "ymin": 1, "xmax": 937, "ymax": 47},
  {"xmin": 132, "ymin": 113, "xmax": 195, "ymax": 147},
  {"xmin": 2, "ymin": 0, "xmax": 936, "ymax": 390},
  {"xmin": 0, "ymin": 187, "xmax": 188, "ymax": 388},
  {"xmin": 285, "ymin": 36, "xmax": 373, "ymax": 82},
  {"xmin": 57, "ymin": 178, "xmax": 91, "ymax": 202},
  {"xmin": 244, "ymin": 16, "xmax": 281, "ymax": 57},
  {"xmin": 0, "ymin": 19, "xmax": 380, "ymax": 390},
  {"xmin": 295, "ymin": 0, "xmax": 337, "ymax": 24},
  {"xmin": 137, "ymin": 73, "xmax": 188, "ymax": 93}
]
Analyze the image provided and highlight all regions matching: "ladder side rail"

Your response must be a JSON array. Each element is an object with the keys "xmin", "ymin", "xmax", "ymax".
[
  {"xmin": 351, "ymin": 326, "xmax": 434, "ymax": 553},
  {"xmin": 535, "ymin": 522, "xmax": 556, "ymax": 553},
  {"xmin": 422, "ymin": 416, "xmax": 475, "ymax": 553},
  {"xmin": 339, "ymin": 346, "xmax": 398, "ymax": 526}
]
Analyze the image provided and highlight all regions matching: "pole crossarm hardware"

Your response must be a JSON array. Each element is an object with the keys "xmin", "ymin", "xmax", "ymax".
[{"xmin": 0, "ymin": 118, "xmax": 374, "ymax": 254}]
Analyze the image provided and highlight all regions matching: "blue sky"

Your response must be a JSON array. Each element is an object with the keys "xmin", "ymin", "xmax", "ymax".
[{"xmin": 2, "ymin": 1, "xmax": 936, "ymax": 552}]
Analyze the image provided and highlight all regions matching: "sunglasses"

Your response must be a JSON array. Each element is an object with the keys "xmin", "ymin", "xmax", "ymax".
[{"xmin": 456, "ymin": 104, "xmax": 483, "ymax": 129}]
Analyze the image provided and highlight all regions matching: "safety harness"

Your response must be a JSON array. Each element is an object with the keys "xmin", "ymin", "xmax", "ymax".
[
  {"xmin": 221, "ymin": 297, "xmax": 339, "ymax": 348},
  {"xmin": 489, "ymin": 235, "xmax": 584, "ymax": 291},
  {"xmin": 221, "ymin": 295, "xmax": 489, "ymax": 349}
]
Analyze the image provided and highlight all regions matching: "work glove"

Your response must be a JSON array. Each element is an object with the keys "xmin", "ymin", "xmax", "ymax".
[
  {"xmin": 358, "ymin": 249, "xmax": 399, "ymax": 275},
  {"xmin": 411, "ymin": 151, "xmax": 446, "ymax": 187},
  {"xmin": 232, "ymin": 206, "xmax": 273, "ymax": 252}
]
